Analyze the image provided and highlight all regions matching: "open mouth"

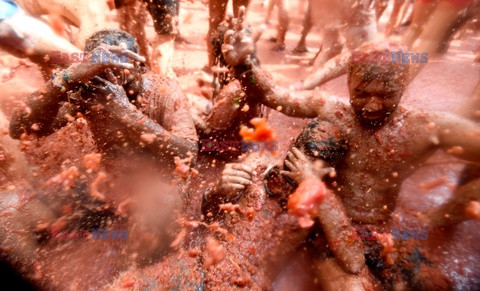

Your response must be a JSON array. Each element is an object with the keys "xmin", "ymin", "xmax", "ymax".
[{"xmin": 363, "ymin": 111, "xmax": 385, "ymax": 121}]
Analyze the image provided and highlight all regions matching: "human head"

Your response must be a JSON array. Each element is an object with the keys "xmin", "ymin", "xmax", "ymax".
[
  {"xmin": 265, "ymin": 120, "xmax": 346, "ymax": 197},
  {"xmin": 85, "ymin": 29, "xmax": 144, "ymax": 93},
  {"xmin": 85, "ymin": 29, "xmax": 139, "ymax": 54},
  {"xmin": 348, "ymin": 41, "xmax": 409, "ymax": 127},
  {"xmin": 292, "ymin": 120, "xmax": 347, "ymax": 166}
]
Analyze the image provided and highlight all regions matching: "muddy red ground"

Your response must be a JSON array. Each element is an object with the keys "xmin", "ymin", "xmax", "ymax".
[{"xmin": 0, "ymin": 0, "xmax": 479, "ymax": 289}]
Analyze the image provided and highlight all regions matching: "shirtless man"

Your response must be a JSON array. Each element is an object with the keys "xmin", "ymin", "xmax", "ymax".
[
  {"xmin": 223, "ymin": 28, "xmax": 480, "ymax": 222},
  {"xmin": 8, "ymin": 29, "xmax": 197, "ymax": 265},
  {"xmin": 9, "ymin": 29, "xmax": 197, "ymax": 164},
  {"xmin": 221, "ymin": 18, "xmax": 480, "ymax": 287}
]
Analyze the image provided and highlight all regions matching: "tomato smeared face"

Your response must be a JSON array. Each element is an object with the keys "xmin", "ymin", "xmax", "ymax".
[
  {"xmin": 347, "ymin": 44, "xmax": 409, "ymax": 128},
  {"xmin": 349, "ymin": 74, "xmax": 403, "ymax": 127}
]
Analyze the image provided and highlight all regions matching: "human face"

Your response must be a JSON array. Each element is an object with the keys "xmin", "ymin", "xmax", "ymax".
[{"xmin": 349, "ymin": 76, "xmax": 403, "ymax": 127}]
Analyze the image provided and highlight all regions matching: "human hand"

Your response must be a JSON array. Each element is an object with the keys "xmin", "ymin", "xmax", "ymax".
[
  {"xmin": 281, "ymin": 147, "xmax": 334, "ymax": 184},
  {"xmin": 65, "ymin": 44, "xmax": 145, "ymax": 86},
  {"xmin": 216, "ymin": 163, "xmax": 254, "ymax": 200},
  {"xmin": 221, "ymin": 7, "xmax": 255, "ymax": 67},
  {"xmin": 80, "ymin": 76, "xmax": 130, "ymax": 106}
]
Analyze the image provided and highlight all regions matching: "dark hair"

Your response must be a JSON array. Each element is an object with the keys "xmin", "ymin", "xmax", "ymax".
[
  {"xmin": 293, "ymin": 120, "xmax": 347, "ymax": 164},
  {"xmin": 347, "ymin": 41, "xmax": 409, "ymax": 91},
  {"xmin": 85, "ymin": 29, "xmax": 139, "ymax": 53}
]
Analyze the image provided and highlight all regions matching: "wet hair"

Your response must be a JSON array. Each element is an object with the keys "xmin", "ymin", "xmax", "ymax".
[
  {"xmin": 347, "ymin": 41, "xmax": 410, "ymax": 92},
  {"xmin": 264, "ymin": 120, "xmax": 346, "ymax": 197},
  {"xmin": 84, "ymin": 29, "xmax": 139, "ymax": 53},
  {"xmin": 293, "ymin": 120, "xmax": 347, "ymax": 164}
]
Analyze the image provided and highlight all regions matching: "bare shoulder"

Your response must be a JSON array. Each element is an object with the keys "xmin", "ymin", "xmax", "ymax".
[
  {"xmin": 139, "ymin": 73, "xmax": 191, "ymax": 120},
  {"xmin": 313, "ymin": 91, "xmax": 351, "ymax": 121},
  {"xmin": 401, "ymin": 106, "xmax": 438, "ymax": 126},
  {"xmin": 141, "ymin": 73, "xmax": 187, "ymax": 110},
  {"xmin": 143, "ymin": 73, "xmax": 183, "ymax": 96}
]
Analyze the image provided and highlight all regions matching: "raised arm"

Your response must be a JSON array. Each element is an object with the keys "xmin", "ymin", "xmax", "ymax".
[
  {"xmin": 237, "ymin": 67, "xmax": 338, "ymax": 118},
  {"xmin": 220, "ymin": 7, "xmax": 339, "ymax": 119},
  {"xmin": 0, "ymin": 4, "xmax": 80, "ymax": 67},
  {"xmin": 9, "ymin": 45, "xmax": 140, "ymax": 139}
]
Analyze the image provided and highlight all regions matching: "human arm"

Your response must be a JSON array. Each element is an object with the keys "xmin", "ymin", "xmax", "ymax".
[
  {"xmin": 424, "ymin": 177, "xmax": 480, "ymax": 228},
  {"xmin": 434, "ymin": 112, "xmax": 480, "ymax": 162},
  {"xmin": 282, "ymin": 147, "xmax": 366, "ymax": 274},
  {"xmin": 0, "ymin": 5, "xmax": 81, "ymax": 65},
  {"xmin": 84, "ymin": 77, "xmax": 197, "ymax": 160},
  {"xmin": 9, "ymin": 45, "xmax": 143, "ymax": 139},
  {"xmin": 9, "ymin": 72, "xmax": 70, "ymax": 138},
  {"xmin": 221, "ymin": 7, "xmax": 339, "ymax": 119}
]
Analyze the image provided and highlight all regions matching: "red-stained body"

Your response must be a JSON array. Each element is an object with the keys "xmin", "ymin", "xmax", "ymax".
[{"xmin": 0, "ymin": 0, "xmax": 478, "ymax": 289}]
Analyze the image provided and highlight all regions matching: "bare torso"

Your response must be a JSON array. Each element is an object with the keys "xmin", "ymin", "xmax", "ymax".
[{"xmin": 325, "ymin": 104, "xmax": 438, "ymax": 224}]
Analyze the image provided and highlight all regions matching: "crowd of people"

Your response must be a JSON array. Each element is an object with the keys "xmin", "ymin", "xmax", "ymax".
[{"xmin": 0, "ymin": 0, "xmax": 479, "ymax": 289}]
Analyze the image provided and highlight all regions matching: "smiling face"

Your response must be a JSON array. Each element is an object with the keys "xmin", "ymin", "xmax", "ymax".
[{"xmin": 347, "ymin": 42, "xmax": 409, "ymax": 128}]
